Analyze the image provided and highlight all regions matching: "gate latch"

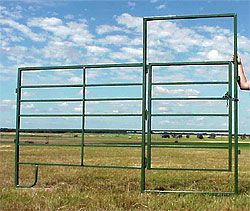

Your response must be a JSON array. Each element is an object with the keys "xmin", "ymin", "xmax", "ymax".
[{"xmin": 222, "ymin": 92, "xmax": 231, "ymax": 107}]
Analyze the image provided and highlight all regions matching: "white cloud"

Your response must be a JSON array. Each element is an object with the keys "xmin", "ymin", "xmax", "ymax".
[
  {"xmin": 22, "ymin": 91, "xmax": 35, "ymax": 97},
  {"xmin": 96, "ymin": 25, "xmax": 123, "ymax": 34},
  {"xmin": 158, "ymin": 107, "xmax": 168, "ymax": 112},
  {"xmin": 86, "ymin": 46, "xmax": 110, "ymax": 55},
  {"xmin": 0, "ymin": 18, "xmax": 44, "ymax": 41},
  {"xmin": 0, "ymin": 99, "xmax": 16, "ymax": 111},
  {"xmin": 154, "ymin": 86, "xmax": 200, "ymax": 96},
  {"xmin": 59, "ymin": 102, "xmax": 68, "ymax": 107},
  {"xmin": 98, "ymin": 35, "xmax": 129, "ymax": 46},
  {"xmin": 28, "ymin": 17, "xmax": 93, "ymax": 45},
  {"xmin": 128, "ymin": 2, "xmax": 136, "ymax": 7},
  {"xmin": 115, "ymin": 13, "xmax": 142, "ymax": 32},
  {"xmin": 156, "ymin": 4, "xmax": 166, "ymax": 10},
  {"xmin": 68, "ymin": 76, "xmax": 82, "ymax": 84},
  {"xmin": 22, "ymin": 103, "xmax": 34, "ymax": 109},
  {"xmin": 74, "ymin": 105, "xmax": 82, "ymax": 112}
]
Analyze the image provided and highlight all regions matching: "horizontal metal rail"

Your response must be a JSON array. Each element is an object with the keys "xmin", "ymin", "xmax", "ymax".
[
  {"xmin": 144, "ymin": 190, "xmax": 234, "ymax": 195},
  {"xmin": 20, "ymin": 114, "xmax": 142, "ymax": 117},
  {"xmin": 152, "ymin": 129, "xmax": 228, "ymax": 133},
  {"xmin": 149, "ymin": 167, "xmax": 230, "ymax": 172},
  {"xmin": 151, "ymin": 145, "xmax": 228, "ymax": 149},
  {"xmin": 19, "ymin": 63, "xmax": 143, "ymax": 71},
  {"xmin": 20, "ymin": 84, "xmax": 83, "ymax": 88},
  {"xmin": 20, "ymin": 83, "xmax": 143, "ymax": 88},
  {"xmin": 85, "ymin": 98, "xmax": 142, "ymax": 101},
  {"xmin": 18, "ymin": 128, "xmax": 142, "ymax": 133},
  {"xmin": 18, "ymin": 143, "xmax": 141, "ymax": 148},
  {"xmin": 149, "ymin": 61, "xmax": 230, "ymax": 66},
  {"xmin": 18, "ymin": 162, "xmax": 141, "ymax": 170},
  {"xmin": 85, "ymin": 114, "xmax": 142, "ymax": 117},
  {"xmin": 20, "ymin": 114, "xmax": 82, "ymax": 117},
  {"xmin": 152, "ymin": 97, "xmax": 226, "ymax": 101},
  {"xmin": 20, "ymin": 99, "xmax": 83, "ymax": 102},
  {"xmin": 144, "ymin": 13, "xmax": 235, "ymax": 21},
  {"xmin": 151, "ymin": 114, "xmax": 228, "ymax": 117},
  {"xmin": 86, "ymin": 83, "xmax": 143, "ymax": 87},
  {"xmin": 152, "ymin": 82, "xmax": 228, "ymax": 85}
]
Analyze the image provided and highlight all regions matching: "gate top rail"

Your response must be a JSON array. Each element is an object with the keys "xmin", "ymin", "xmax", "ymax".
[
  {"xmin": 149, "ymin": 61, "xmax": 231, "ymax": 66},
  {"xmin": 18, "ymin": 63, "xmax": 143, "ymax": 71},
  {"xmin": 144, "ymin": 13, "xmax": 236, "ymax": 21}
]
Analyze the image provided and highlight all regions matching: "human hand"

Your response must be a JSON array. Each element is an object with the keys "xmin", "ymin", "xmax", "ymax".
[{"xmin": 231, "ymin": 54, "xmax": 242, "ymax": 64}]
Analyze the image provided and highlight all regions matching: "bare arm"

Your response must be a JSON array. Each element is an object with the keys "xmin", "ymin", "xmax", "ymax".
[{"xmin": 231, "ymin": 55, "xmax": 250, "ymax": 90}]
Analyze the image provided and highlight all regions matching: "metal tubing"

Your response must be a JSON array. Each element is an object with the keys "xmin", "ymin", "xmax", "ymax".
[
  {"xmin": 16, "ymin": 165, "xmax": 38, "ymax": 188},
  {"xmin": 15, "ymin": 69, "xmax": 22, "ymax": 187},
  {"xmin": 152, "ymin": 129, "xmax": 228, "ymax": 133},
  {"xmin": 20, "ymin": 114, "xmax": 82, "ymax": 117},
  {"xmin": 233, "ymin": 14, "xmax": 239, "ymax": 195},
  {"xmin": 144, "ymin": 13, "xmax": 235, "ymax": 21},
  {"xmin": 85, "ymin": 114, "xmax": 142, "ymax": 117},
  {"xmin": 81, "ymin": 67, "xmax": 86, "ymax": 166},
  {"xmin": 86, "ymin": 83, "xmax": 143, "ymax": 87},
  {"xmin": 19, "ymin": 63, "xmax": 143, "ymax": 71},
  {"xmin": 152, "ymin": 97, "xmax": 227, "ymax": 101},
  {"xmin": 149, "ymin": 167, "xmax": 230, "ymax": 172},
  {"xmin": 152, "ymin": 82, "xmax": 228, "ymax": 85},
  {"xmin": 149, "ymin": 61, "xmax": 230, "ymax": 66},
  {"xmin": 18, "ymin": 128, "xmax": 142, "ymax": 133},
  {"xmin": 147, "ymin": 65, "xmax": 152, "ymax": 169},
  {"xmin": 18, "ymin": 143, "xmax": 141, "ymax": 147},
  {"xmin": 144, "ymin": 190, "xmax": 234, "ymax": 195},
  {"xmin": 228, "ymin": 64, "xmax": 233, "ymax": 171},
  {"xmin": 151, "ymin": 114, "xmax": 228, "ymax": 117},
  {"xmin": 151, "ymin": 145, "xmax": 228, "ymax": 149},
  {"xmin": 141, "ymin": 18, "xmax": 147, "ymax": 193},
  {"xmin": 85, "ymin": 98, "xmax": 142, "ymax": 101},
  {"xmin": 20, "ymin": 84, "xmax": 83, "ymax": 88},
  {"xmin": 20, "ymin": 99, "xmax": 83, "ymax": 102},
  {"xmin": 18, "ymin": 162, "xmax": 140, "ymax": 170}
]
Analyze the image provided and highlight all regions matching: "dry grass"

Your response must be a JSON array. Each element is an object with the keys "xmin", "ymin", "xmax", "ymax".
[{"xmin": 0, "ymin": 133, "xmax": 250, "ymax": 210}]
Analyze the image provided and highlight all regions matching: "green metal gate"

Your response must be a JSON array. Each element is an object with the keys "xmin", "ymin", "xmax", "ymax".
[
  {"xmin": 141, "ymin": 13, "xmax": 239, "ymax": 195},
  {"xmin": 15, "ymin": 13, "xmax": 239, "ymax": 195}
]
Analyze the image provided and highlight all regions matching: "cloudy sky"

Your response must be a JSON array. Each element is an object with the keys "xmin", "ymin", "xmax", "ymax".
[{"xmin": 0, "ymin": 0, "xmax": 249, "ymax": 133}]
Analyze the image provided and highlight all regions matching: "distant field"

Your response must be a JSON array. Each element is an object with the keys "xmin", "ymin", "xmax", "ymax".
[{"xmin": 0, "ymin": 132, "xmax": 249, "ymax": 210}]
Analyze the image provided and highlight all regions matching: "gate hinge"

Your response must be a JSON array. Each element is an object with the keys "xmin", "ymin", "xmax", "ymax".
[
  {"xmin": 15, "ymin": 88, "xmax": 18, "ymax": 93},
  {"xmin": 145, "ymin": 109, "xmax": 148, "ymax": 120}
]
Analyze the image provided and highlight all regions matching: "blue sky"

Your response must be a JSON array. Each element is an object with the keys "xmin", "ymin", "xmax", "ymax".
[{"xmin": 0, "ymin": 0, "xmax": 249, "ymax": 133}]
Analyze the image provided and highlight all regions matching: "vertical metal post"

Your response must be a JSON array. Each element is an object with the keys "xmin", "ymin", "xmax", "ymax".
[
  {"xmin": 81, "ymin": 67, "xmax": 86, "ymax": 166},
  {"xmin": 147, "ymin": 65, "xmax": 152, "ymax": 169},
  {"xmin": 141, "ymin": 18, "xmax": 147, "ymax": 193},
  {"xmin": 228, "ymin": 63, "xmax": 232, "ymax": 171},
  {"xmin": 233, "ymin": 14, "xmax": 239, "ymax": 195},
  {"xmin": 15, "ymin": 68, "xmax": 22, "ymax": 186}
]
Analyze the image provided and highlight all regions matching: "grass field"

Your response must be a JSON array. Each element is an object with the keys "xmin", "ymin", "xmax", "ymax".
[{"xmin": 0, "ymin": 132, "xmax": 250, "ymax": 210}]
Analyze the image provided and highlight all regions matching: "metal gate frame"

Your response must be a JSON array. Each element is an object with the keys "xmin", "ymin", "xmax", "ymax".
[
  {"xmin": 15, "ymin": 13, "xmax": 239, "ymax": 195},
  {"xmin": 141, "ymin": 13, "xmax": 239, "ymax": 195}
]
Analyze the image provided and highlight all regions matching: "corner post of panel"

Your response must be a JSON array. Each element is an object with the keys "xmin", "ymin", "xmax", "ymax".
[
  {"xmin": 15, "ymin": 68, "xmax": 22, "ymax": 187},
  {"xmin": 233, "ymin": 13, "xmax": 239, "ymax": 195},
  {"xmin": 141, "ymin": 17, "xmax": 148, "ymax": 193},
  {"xmin": 228, "ymin": 63, "xmax": 233, "ymax": 171},
  {"xmin": 81, "ymin": 67, "xmax": 86, "ymax": 166},
  {"xmin": 147, "ymin": 64, "xmax": 152, "ymax": 169}
]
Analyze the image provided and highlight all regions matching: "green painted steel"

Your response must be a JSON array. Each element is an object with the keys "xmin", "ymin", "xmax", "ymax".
[
  {"xmin": 233, "ymin": 14, "xmax": 239, "ymax": 195},
  {"xmin": 15, "ymin": 13, "xmax": 238, "ymax": 195},
  {"xmin": 15, "ymin": 63, "xmax": 144, "ymax": 188},
  {"xmin": 142, "ymin": 13, "xmax": 238, "ymax": 195},
  {"xmin": 81, "ymin": 67, "xmax": 86, "ymax": 166},
  {"xmin": 15, "ymin": 69, "xmax": 21, "ymax": 187},
  {"xmin": 152, "ymin": 82, "xmax": 228, "ymax": 85}
]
